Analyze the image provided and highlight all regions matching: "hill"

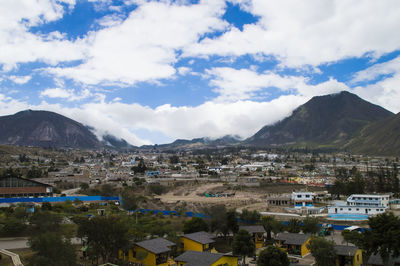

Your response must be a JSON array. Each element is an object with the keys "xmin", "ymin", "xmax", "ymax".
[
  {"xmin": 0, "ymin": 110, "xmax": 102, "ymax": 149},
  {"xmin": 246, "ymin": 91, "xmax": 394, "ymax": 149},
  {"xmin": 345, "ymin": 113, "xmax": 400, "ymax": 156}
]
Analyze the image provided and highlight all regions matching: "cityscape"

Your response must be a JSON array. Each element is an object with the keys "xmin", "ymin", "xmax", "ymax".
[{"xmin": 1, "ymin": 1, "xmax": 400, "ymax": 266}]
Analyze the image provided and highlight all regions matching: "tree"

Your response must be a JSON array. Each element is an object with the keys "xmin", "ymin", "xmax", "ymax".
[
  {"xmin": 28, "ymin": 232, "xmax": 76, "ymax": 266},
  {"xmin": 169, "ymin": 155, "xmax": 179, "ymax": 164},
  {"xmin": 183, "ymin": 217, "xmax": 209, "ymax": 234},
  {"xmin": 80, "ymin": 183, "xmax": 89, "ymax": 190},
  {"xmin": 29, "ymin": 211, "xmax": 62, "ymax": 235},
  {"xmin": 232, "ymin": 229, "xmax": 255, "ymax": 265},
  {"xmin": 261, "ymin": 216, "xmax": 280, "ymax": 240},
  {"xmin": 0, "ymin": 217, "xmax": 26, "ymax": 236},
  {"xmin": 120, "ymin": 188, "xmax": 139, "ymax": 210},
  {"xmin": 75, "ymin": 215, "xmax": 129, "ymax": 263},
  {"xmin": 41, "ymin": 202, "xmax": 52, "ymax": 211},
  {"xmin": 257, "ymin": 245, "xmax": 289, "ymax": 266},
  {"xmin": 286, "ymin": 218, "xmax": 301, "ymax": 233},
  {"xmin": 226, "ymin": 209, "xmax": 239, "ymax": 235},
  {"xmin": 364, "ymin": 212, "xmax": 400, "ymax": 263},
  {"xmin": 302, "ymin": 216, "xmax": 319, "ymax": 235},
  {"xmin": 240, "ymin": 209, "xmax": 261, "ymax": 224},
  {"xmin": 307, "ymin": 237, "xmax": 336, "ymax": 266}
]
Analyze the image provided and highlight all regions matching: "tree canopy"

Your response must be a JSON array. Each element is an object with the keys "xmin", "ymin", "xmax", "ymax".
[
  {"xmin": 183, "ymin": 217, "xmax": 209, "ymax": 234},
  {"xmin": 257, "ymin": 245, "xmax": 289, "ymax": 266},
  {"xmin": 307, "ymin": 237, "xmax": 336, "ymax": 266},
  {"xmin": 232, "ymin": 229, "xmax": 255, "ymax": 265}
]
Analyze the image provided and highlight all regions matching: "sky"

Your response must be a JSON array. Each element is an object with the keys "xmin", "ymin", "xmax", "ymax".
[{"xmin": 1, "ymin": 0, "xmax": 400, "ymax": 146}]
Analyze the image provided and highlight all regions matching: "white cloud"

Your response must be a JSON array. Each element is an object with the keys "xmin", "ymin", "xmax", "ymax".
[
  {"xmin": 48, "ymin": 0, "xmax": 228, "ymax": 85},
  {"xmin": 352, "ymin": 56, "xmax": 400, "ymax": 113},
  {"xmin": 0, "ymin": 0, "xmax": 84, "ymax": 70},
  {"xmin": 207, "ymin": 67, "xmax": 348, "ymax": 102},
  {"xmin": 40, "ymin": 88, "xmax": 91, "ymax": 101},
  {"xmin": 186, "ymin": 0, "xmax": 400, "ymax": 68},
  {"xmin": 8, "ymin": 75, "xmax": 31, "ymax": 84},
  {"xmin": 177, "ymin": 67, "xmax": 191, "ymax": 76}
]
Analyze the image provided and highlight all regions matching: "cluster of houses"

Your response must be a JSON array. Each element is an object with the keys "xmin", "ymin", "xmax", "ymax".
[{"xmin": 117, "ymin": 226, "xmax": 386, "ymax": 266}]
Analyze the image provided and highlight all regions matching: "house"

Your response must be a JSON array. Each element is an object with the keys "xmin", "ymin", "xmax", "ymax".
[
  {"xmin": 0, "ymin": 176, "xmax": 53, "ymax": 198},
  {"xmin": 328, "ymin": 194, "xmax": 390, "ymax": 216},
  {"xmin": 334, "ymin": 245, "xmax": 363, "ymax": 266},
  {"xmin": 275, "ymin": 233, "xmax": 311, "ymax": 257},
  {"xmin": 175, "ymin": 250, "xmax": 237, "ymax": 266},
  {"xmin": 239, "ymin": 225, "xmax": 266, "ymax": 248},
  {"xmin": 292, "ymin": 192, "xmax": 315, "ymax": 208},
  {"xmin": 367, "ymin": 253, "xmax": 400, "ymax": 266},
  {"xmin": 181, "ymin": 231, "xmax": 216, "ymax": 252},
  {"xmin": 120, "ymin": 238, "xmax": 176, "ymax": 266}
]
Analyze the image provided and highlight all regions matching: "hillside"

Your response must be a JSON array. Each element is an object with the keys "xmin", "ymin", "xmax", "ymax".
[
  {"xmin": 246, "ymin": 91, "xmax": 394, "ymax": 149},
  {"xmin": 0, "ymin": 110, "xmax": 102, "ymax": 149},
  {"xmin": 345, "ymin": 113, "xmax": 400, "ymax": 156}
]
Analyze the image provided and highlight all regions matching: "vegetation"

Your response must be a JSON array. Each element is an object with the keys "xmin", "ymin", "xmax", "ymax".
[
  {"xmin": 302, "ymin": 216, "xmax": 319, "ymax": 235},
  {"xmin": 257, "ymin": 245, "xmax": 289, "ymax": 266},
  {"xmin": 307, "ymin": 237, "xmax": 336, "ymax": 266},
  {"xmin": 183, "ymin": 217, "xmax": 208, "ymax": 234},
  {"xmin": 232, "ymin": 229, "xmax": 255, "ymax": 265}
]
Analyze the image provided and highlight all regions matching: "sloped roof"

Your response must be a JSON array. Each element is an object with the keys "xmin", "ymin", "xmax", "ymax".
[
  {"xmin": 239, "ymin": 225, "xmax": 266, "ymax": 233},
  {"xmin": 334, "ymin": 245, "xmax": 358, "ymax": 256},
  {"xmin": 275, "ymin": 233, "xmax": 310, "ymax": 245},
  {"xmin": 183, "ymin": 231, "xmax": 215, "ymax": 244},
  {"xmin": 175, "ymin": 251, "xmax": 225, "ymax": 266},
  {"xmin": 135, "ymin": 238, "xmax": 175, "ymax": 254}
]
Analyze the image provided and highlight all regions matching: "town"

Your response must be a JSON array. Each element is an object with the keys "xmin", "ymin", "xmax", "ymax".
[{"xmin": 0, "ymin": 144, "xmax": 399, "ymax": 265}]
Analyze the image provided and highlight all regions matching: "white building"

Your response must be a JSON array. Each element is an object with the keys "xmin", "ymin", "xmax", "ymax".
[
  {"xmin": 292, "ymin": 192, "xmax": 315, "ymax": 208},
  {"xmin": 328, "ymin": 194, "xmax": 390, "ymax": 215}
]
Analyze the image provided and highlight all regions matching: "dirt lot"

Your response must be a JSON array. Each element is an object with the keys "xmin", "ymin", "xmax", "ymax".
[{"xmin": 156, "ymin": 181, "xmax": 325, "ymax": 212}]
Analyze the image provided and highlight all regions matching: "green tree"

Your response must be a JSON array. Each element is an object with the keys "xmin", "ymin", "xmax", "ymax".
[
  {"xmin": 183, "ymin": 217, "xmax": 209, "ymax": 234},
  {"xmin": 0, "ymin": 217, "xmax": 26, "ymax": 236},
  {"xmin": 226, "ymin": 209, "xmax": 239, "ymax": 235},
  {"xmin": 232, "ymin": 229, "xmax": 255, "ymax": 265},
  {"xmin": 307, "ymin": 237, "xmax": 336, "ymax": 266},
  {"xmin": 257, "ymin": 245, "xmax": 289, "ymax": 266},
  {"xmin": 286, "ymin": 218, "xmax": 301, "ymax": 233},
  {"xmin": 240, "ymin": 209, "xmax": 261, "ymax": 224},
  {"xmin": 364, "ymin": 212, "xmax": 400, "ymax": 263},
  {"xmin": 75, "ymin": 215, "xmax": 129, "ymax": 263},
  {"xmin": 80, "ymin": 183, "xmax": 89, "ymax": 190},
  {"xmin": 41, "ymin": 202, "xmax": 52, "ymax": 211},
  {"xmin": 120, "ymin": 188, "xmax": 139, "ymax": 210},
  {"xmin": 29, "ymin": 211, "xmax": 62, "ymax": 235},
  {"xmin": 28, "ymin": 232, "xmax": 76, "ymax": 266},
  {"xmin": 261, "ymin": 216, "xmax": 280, "ymax": 240},
  {"xmin": 302, "ymin": 216, "xmax": 319, "ymax": 235}
]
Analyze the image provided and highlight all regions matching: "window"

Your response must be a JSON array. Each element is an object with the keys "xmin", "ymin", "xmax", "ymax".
[
  {"xmin": 340, "ymin": 208, "xmax": 343, "ymax": 211},
  {"xmin": 356, "ymin": 208, "xmax": 359, "ymax": 211},
  {"xmin": 348, "ymin": 208, "xmax": 352, "ymax": 211}
]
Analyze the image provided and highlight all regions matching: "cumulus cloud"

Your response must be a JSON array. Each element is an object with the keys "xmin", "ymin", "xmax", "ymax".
[
  {"xmin": 8, "ymin": 75, "xmax": 31, "ymax": 84},
  {"xmin": 207, "ymin": 67, "xmax": 349, "ymax": 102},
  {"xmin": 40, "ymin": 88, "xmax": 91, "ymax": 101},
  {"xmin": 0, "ymin": 0, "xmax": 85, "ymax": 70},
  {"xmin": 186, "ymin": 0, "xmax": 400, "ymax": 68},
  {"xmin": 352, "ymin": 56, "xmax": 400, "ymax": 113},
  {"xmin": 48, "ymin": 0, "xmax": 228, "ymax": 85}
]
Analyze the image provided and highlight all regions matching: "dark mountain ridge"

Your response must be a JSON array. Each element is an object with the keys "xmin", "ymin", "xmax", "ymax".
[{"xmin": 246, "ymin": 91, "xmax": 394, "ymax": 148}]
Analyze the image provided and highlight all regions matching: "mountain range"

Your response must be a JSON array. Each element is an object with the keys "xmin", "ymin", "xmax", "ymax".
[{"xmin": 0, "ymin": 91, "xmax": 399, "ymax": 155}]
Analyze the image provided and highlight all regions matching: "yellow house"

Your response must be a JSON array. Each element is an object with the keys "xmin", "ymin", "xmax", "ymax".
[
  {"xmin": 181, "ymin": 231, "xmax": 216, "ymax": 252},
  {"xmin": 119, "ymin": 238, "xmax": 176, "ymax": 266},
  {"xmin": 335, "ymin": 245, "xmax": 363, "ymax": 266},
  {"xmin": 175, "ymin": 250, "xmax": 238, "ymax": 266},
  {"xmin": 239, "ymin": 225, "xmax": 266, "ymax": 248},
  {"xmin": 275, "ymin": 233, "xmax": 311, "ymax": 257}
]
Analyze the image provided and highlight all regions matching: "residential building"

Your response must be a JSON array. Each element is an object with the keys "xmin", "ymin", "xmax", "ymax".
[
  {"xmin": 239, "ymin": 225, "xmax": 266, "ymax": 248},
  {"xmin": 181, "ymin": 231, "xmax": 216, "ymax": 253},
  {"xmin": 175, "ymin": 250, "xmax": 237, "ymax": 266},
  {"xmin": 328, "ymin": 194, "xmax": 390, "ymax": 216},
  {"xmin": 334, "ymin": 245, "xmax": 363, "ymax": 266},
  {"xmin": 275, "ymin": 233, "xmax": 311, "ymax": 257},
  {"xmin": 292, "ymin": 192, "xmax": 315, "ymax": 208},
  {"xmin": 119, "ymin": 238, "xmax": 176, "ymax": 266}
]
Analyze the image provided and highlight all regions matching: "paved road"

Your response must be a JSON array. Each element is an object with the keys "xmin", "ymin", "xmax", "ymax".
[
  {"xmin": 0, "ymin": 238, "xmax": 29, "ymax": 249},
  {"xmin": 0, "ymin": 248, "xmax": 24, "ymax": 266},
  {"xmin": 0, "ymin": 237, "xmax": 82, "ymax": 250}
]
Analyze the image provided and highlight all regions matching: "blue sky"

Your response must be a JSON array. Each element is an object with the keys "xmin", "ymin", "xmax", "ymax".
[{"xmin": 1, "ymin": 0, "xmax": 400, "ymax": 145}]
